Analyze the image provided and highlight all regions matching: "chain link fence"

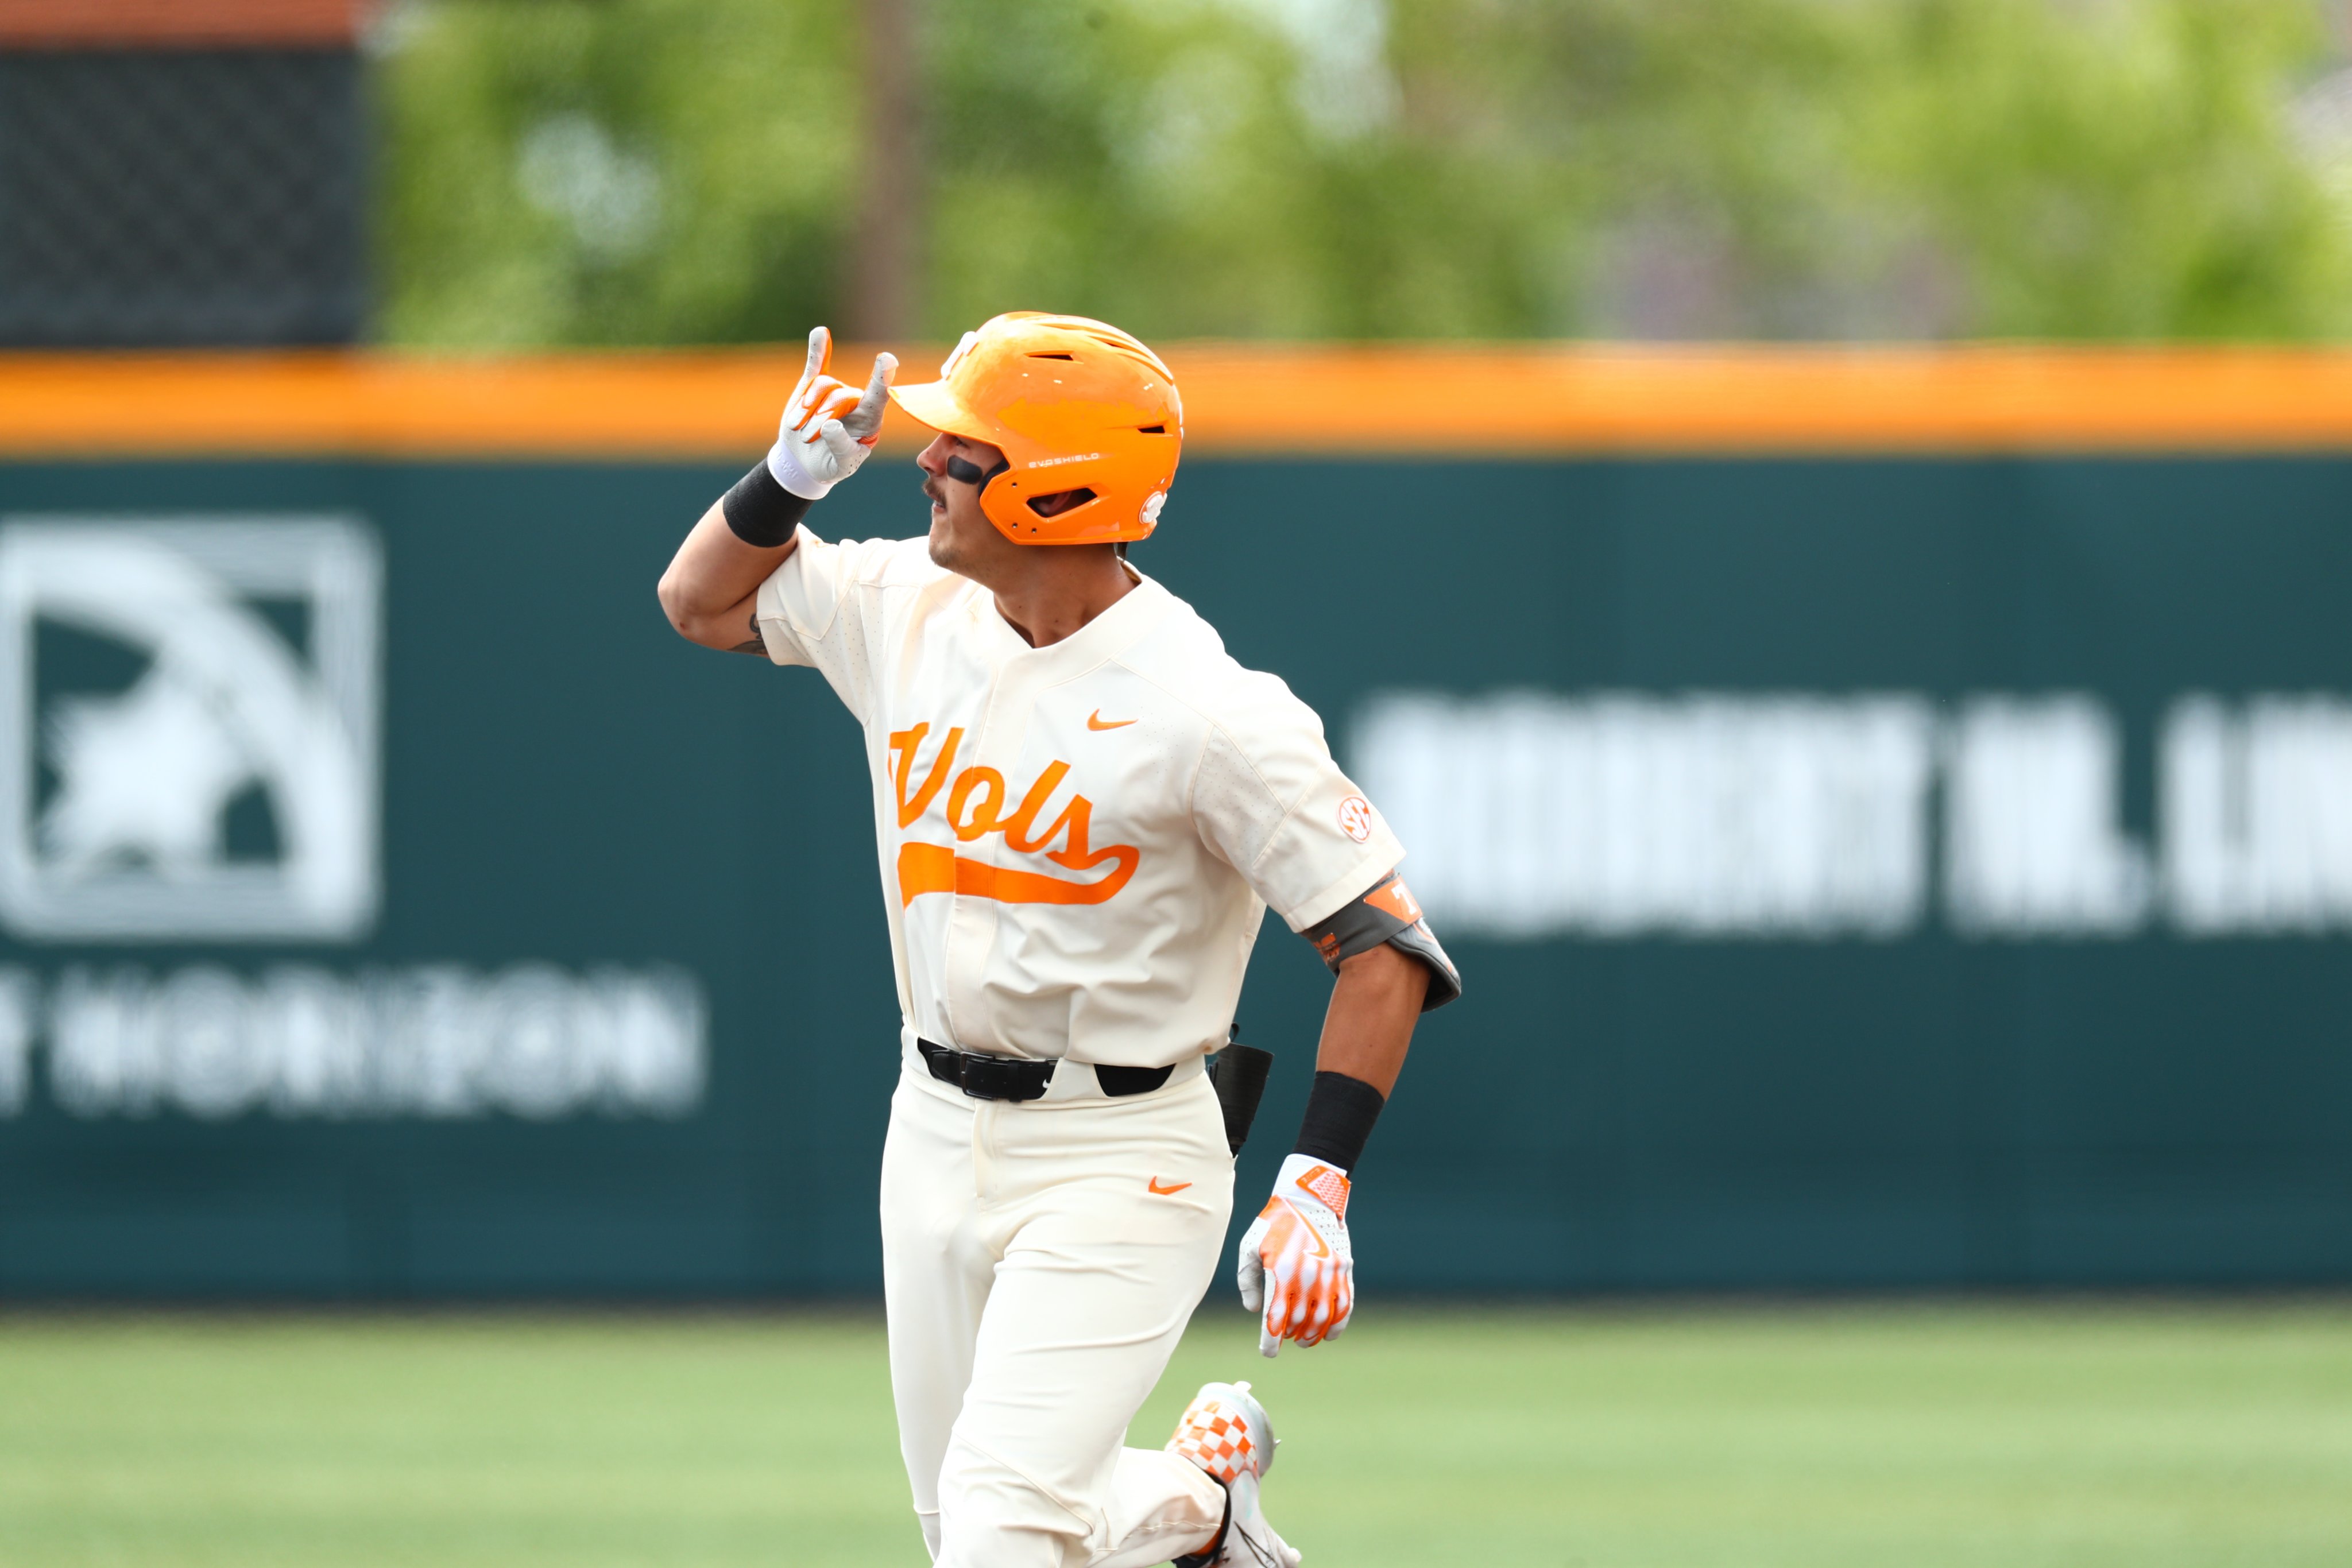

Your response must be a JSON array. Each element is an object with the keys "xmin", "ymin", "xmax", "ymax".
[{"xmin": 0, "ymin": 48, "xmax": 363, "ymax": 346}]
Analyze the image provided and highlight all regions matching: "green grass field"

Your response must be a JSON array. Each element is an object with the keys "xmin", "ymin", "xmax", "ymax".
[{"xmin": 3, "ymin": 1303, "xmax": 2349, "ymax": 1567}]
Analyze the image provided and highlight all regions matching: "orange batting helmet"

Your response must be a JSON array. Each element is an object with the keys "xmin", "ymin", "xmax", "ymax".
[{"xmin": 887, "ymin": 312, "xmax": 1182, "ymax": 545}]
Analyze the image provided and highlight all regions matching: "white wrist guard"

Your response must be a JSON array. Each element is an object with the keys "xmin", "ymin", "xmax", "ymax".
[{"xmin": 766, "ymin": 431, "xmax": 835, "ymax": 500}]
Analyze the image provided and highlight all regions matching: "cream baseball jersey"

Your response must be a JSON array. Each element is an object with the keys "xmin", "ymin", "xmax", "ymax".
[{"xmin": 755, "ymin": 528, "xmax": 1406, "ymax": 1069}]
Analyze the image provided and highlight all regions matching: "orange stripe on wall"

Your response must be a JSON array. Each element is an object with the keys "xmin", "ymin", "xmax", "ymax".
[
  {"xmin": 0, "ymin": 0, "xmax": 361, "ymax": 47},
  {"xmin": 13, "ymin": 346, "xmax": 2352, "ymax": 459}
]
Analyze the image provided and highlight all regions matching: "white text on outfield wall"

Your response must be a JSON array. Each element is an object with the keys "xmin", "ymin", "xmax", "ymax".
[
  {"xmin": 0, "ymin": 963, "xmax": 706, "ymax": 1121},
  {"xmin": 1353, "ymin": 692, "xmax": 2352, "ymax": 939}
]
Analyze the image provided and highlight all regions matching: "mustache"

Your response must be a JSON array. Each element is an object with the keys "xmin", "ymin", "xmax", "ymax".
[{"xmin": 923, "ymin": 475, "xmax": 946, "ymax": 507}]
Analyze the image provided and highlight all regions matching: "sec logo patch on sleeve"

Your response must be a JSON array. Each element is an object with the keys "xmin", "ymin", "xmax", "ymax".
[{"xmin": 1337, "ymin": 795, "xmax": 1375, "ymax": 843}]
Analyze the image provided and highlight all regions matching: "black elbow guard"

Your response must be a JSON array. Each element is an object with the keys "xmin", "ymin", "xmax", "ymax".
[{"xmin": 1301, "ymin": 869, "xmax": 1463, "ymax": 1011}]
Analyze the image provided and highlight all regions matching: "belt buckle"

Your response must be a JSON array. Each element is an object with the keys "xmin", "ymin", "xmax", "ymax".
[{"xmin": 958, "ymin": 1052, "xmax": 1028, "ymax": 1102}]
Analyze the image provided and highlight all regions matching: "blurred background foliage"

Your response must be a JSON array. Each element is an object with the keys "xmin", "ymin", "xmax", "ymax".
[{"xmin": 376, "ymin": 0, "xmax": 2352, "ymax": 345}]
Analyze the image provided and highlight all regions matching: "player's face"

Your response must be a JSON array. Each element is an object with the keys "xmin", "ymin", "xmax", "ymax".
[{"xmin": 918, "ymin": 433, "xmax": 1013, "ymax": 578}]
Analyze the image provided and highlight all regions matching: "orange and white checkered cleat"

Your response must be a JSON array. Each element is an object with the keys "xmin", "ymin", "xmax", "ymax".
[
  {"xmin": 1167, "ymin": 1379, "xmax": 1276, "ymax": 1483},
  {"xmin": 1169, "ymin": 1381, "xmax": 1301, "ymax": 1566}
]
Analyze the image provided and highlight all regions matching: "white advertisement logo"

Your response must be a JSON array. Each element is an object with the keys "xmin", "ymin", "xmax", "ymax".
[{"xmin": 0, "ymin": 517, "xmax": 381, "ymax": 942}]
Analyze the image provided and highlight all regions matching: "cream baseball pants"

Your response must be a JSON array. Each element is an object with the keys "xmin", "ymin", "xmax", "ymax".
[{"xmin": 881, "ymin": 1042, "xmax": 1235, "ymax": 1567}]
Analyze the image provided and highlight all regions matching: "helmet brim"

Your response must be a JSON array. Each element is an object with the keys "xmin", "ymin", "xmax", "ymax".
[{"xmin": 887, "ymin": 380, "xmax": 998, "ymax": 446}]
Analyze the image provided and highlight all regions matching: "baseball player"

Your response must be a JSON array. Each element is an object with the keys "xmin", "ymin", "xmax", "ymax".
[{"xmin": 657, "ymin": 313, "xmax": 1460, "ymax": 1566}]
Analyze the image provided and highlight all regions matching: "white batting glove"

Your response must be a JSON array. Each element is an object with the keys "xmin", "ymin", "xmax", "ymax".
[
  {"xmin": 1237, "ymin": 1152, "xmax": 1355, "ymax": 1358},
  {"xmin": 767, "ymin": 326, "xmax": 896, "ymax": 500}
]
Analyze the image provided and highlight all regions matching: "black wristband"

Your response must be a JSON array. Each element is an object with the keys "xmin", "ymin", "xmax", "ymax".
[
  {"xmin": 1294, "ymin": 1070, "xmax": 1386, "ymax": 1172},
  {"xmin": 722, "ymin": 459, "xmax": 814, "ymax": 548}
]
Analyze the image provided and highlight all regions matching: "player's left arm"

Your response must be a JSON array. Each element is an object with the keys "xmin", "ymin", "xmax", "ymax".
[
  {"xmin": 1316, "ymin": 940, "xmax": 1428, "ymax": 1093},
  {"xmin": 1239, "ymin": 868, "xmax": 1461, "ymax": 1357}
]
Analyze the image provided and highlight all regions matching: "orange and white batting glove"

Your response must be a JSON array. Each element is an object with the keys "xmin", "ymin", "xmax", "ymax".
[
  {"xmin": 767, "ymin": 326, "xmax": 895, "ymax": 499},
  {"xmin": 1237, "ymin": 1152, "xmax": 1355, "ymax": 1358}
]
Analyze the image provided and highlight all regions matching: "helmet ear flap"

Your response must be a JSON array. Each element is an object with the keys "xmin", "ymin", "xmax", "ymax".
[{"xmin": 980, "ymin": 470, "xmax": 1046, "ymax": 540}]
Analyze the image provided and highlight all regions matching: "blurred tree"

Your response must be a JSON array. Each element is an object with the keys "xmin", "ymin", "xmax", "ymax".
[
  {"xmin": 1871, "ymin": 0, "xmax": 2352, "ymax": 339},
  {"xmin": 378, "ymin": 0, "xmax": 859, "ymax": 345},
  {"xmin": 846, "ymin": 0, "xmax": 920, "ymax": 339},
  {"xmin": 374, "ymin": 0, "xmax": 2352, "ymax": 344}
]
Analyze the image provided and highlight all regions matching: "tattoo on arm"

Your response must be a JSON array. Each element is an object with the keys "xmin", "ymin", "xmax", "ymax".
[{"xmin": 729, "ymin": 609, "xmax": 764, "ymax": 655}]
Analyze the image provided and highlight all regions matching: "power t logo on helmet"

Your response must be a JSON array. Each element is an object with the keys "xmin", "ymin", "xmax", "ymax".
[
  {"xmin": 657, "ymin": 304, "xmax": 1454, "ymax": 1568},
  {"xmin": 887, "ymin": 311, "xmax": 1183, "ymax": 545}
]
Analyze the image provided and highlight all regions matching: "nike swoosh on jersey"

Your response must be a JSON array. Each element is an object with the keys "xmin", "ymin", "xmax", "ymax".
[
  {"xmin": 1087, "ymin": 711, "xmax": 1136, "ymax": 730},
  {"xmin": 1148, "ymin": 1177, "xmax": 1193, "ymax": 1195}
]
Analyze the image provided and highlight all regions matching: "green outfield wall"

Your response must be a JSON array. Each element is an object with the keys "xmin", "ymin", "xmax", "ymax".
[{"xmin": 2, "ymin": 452, "xmax": 2349, "ymax": 1296}]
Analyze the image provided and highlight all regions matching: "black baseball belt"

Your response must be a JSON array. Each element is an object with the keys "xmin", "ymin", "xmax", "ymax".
[{"xmin": 918, "ymin": 1039, "xmax": 1174, "ymax": 1102}]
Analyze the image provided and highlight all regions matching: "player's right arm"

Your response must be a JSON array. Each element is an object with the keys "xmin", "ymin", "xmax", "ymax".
[
  {"xmin": 656, "ymin": 326, "xmax": 895, "ymax": 652},
  {"xmin": 657, "ymin": 501, "xmax": 795, "ymax": 652}
]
